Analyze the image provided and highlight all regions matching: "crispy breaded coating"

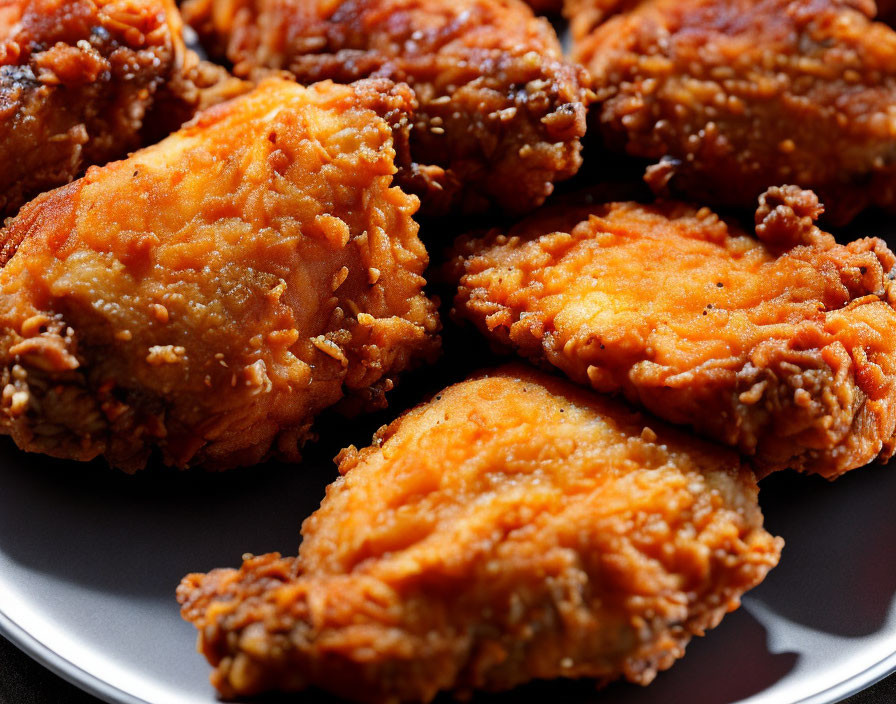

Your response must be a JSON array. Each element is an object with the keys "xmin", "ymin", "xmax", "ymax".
[
  {"xmin": 568, "ymin": 0, "xmax": 896, "ymax": 224},
  {"xmin": 181, "ymin": 0, "xmax": 591, "ymax": 214},
  {"xmin": 0, "ymin": 0, "xmax": 244, "ymax": 217},
  {"xmin": 452, "ymin": 187, "xmax": 896, "ymax": 478},
  {"xmin": 0, "ymin": 77, "xmax": 439, "ymax": 471},
  {"xmin": 178, "ymin": 366, "xmax": 782, "ymax": 703}
]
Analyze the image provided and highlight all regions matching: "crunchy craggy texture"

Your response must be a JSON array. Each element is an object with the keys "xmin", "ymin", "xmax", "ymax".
[
  {"xmin": 453, "ymin": 187, "xmax": 896, "ymax": 478},
  {"xmin": 0, "ymin": 0, "xmax": 242, "ymax": 217},
  {"xmin": 178, "ymin": 366, "xmax": 782, "ymax": 703},
  {"xmin": 569, "ymin": 0, "xmax": 896, "ymax": 225},
  {"xmin": 0, "ymin": 77, "xmax": 440, "ymax": 471},
  {"xmin": 143, "ymin": 51, "xmax": 252, "ymax": 146},
  {"xmin": 181, "ymin": 0, "xmax": 591, "ymax": 214}
]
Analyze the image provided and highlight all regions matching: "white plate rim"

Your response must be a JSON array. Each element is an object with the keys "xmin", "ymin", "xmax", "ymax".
[
  {"xmin": 0, "ymin": 608, "xmax": 149, "ymax": 704},
  {"xmin": 2, "ymin": 598, "xmax": 895, "ymax": 704}
]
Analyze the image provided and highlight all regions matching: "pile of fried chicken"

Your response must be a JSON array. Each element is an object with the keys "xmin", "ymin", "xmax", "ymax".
[{"xmin": 1, "ymin": 0, "xmax": 895, "ymax": 701}]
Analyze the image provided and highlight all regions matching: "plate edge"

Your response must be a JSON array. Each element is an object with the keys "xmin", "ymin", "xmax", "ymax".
[
  {"xmin": 1, "ymin": 597, "xmax": 895, "ymax": 704},
  {"xmin": 0, "ymin": 607, "xmax": 151, "ymax": 704},
  {"xmin": 794, "ymin": 651, "xmax": 896, "ymax": 704}
]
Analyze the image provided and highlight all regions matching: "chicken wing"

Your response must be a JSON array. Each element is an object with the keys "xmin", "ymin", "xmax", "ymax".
[
  {"xmin": 452, "ymin": 186, "xmax": 896, "ymax": 478},
  {"xmin": 178, "ymin": 365, "xmax": 782, "ymax": 702},
  {"xmin": 0, "ymin": 0, "xmax": 245, "ymax": 217},
  {"xmin": 568, "ymin": 0, "xmax": 896, "ymax": 224},
  {"xmin": 180, "ymin": 0, "xmax": 591, "ymax": 214},
  {"xmin": 0, "ymin": 77, "xmax": 440, "ymax": 471}
]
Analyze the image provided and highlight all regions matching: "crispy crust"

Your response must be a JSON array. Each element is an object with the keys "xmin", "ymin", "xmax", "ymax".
[
  {"xmin": 568, "ymin": 0, "xmax": 896, "ymax": 224},
  {"xmin": 0, "ymin": 77, "xmax": 440, "ymax": 471},
  {"xmin": 452, "ymin": 186, "xmax": 896, "ymax": 478},
  {"xmin": 181, "ymin": 0, "xmax": 592, "ymax": 214},
  {"xmin": 0, "ymin": 0, "xmax": 249, "ymax": 217},
  {"xmin": 178, "ymin": 366, "xmax": 781, "ymax": 702},
  {"xmin": 1, "ymin": 1, "xmax": 161, "ymax": 214}
]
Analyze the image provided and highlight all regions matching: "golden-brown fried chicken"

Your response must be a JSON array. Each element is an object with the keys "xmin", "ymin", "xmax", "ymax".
[
  {"xmin": 178, "ymin": 365, "xmax": 782, "ymax": 703},
  {"xmin": 568, "ymin": 0, "xmax": 896, "ymax": 224},
  {"xmin": 2, "ymin": 0, "xmax": 174, "ymax": 212},
  {"xmin": 0, "ymin": 77, "xmax": 440, "ymax": 471},
  {"xmin": 452, "ymin": 186, "xmax": 896, "ymax": 478},
  {"xmin": 0, "ymin": 0, "xmax": 248, "ymax": 217},
  {"xmin": 181, "ymin": 0, "xmax": 592, "ymax": 214}
]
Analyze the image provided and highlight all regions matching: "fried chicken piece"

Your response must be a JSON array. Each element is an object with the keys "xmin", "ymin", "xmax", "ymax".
[
  {"xmin": 0, "ymin": 0, "xmax": 248, "ymax": 217},
  {"xmin": 178, "ymin": 365, "xmax": 782, "ymax": 702},
  {"xmin": 452, "ymin": 186, "xmax": 896, "ymax": 478},
  {"xmin": 0, "ymin": 77, "xmax": 440, "ymax": 471},
  {"xmin": 568, "ymin": 0, "xmax": 896, "ymax": 224},
  {"xmin": 181, "ymin": 0, "xmax": 591, "ymax": 214}
]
